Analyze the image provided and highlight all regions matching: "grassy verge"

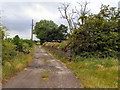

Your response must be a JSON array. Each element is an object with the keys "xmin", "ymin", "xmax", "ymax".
[
  {"xmin": 43, "ymin": 47, "xmax": 118, "ymax": 88},
  {"xmin": 2, "ymin": 46, "xmax": 34, "ymax": 82}
]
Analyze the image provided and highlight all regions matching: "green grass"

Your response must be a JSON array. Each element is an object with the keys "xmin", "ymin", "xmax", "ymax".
[
  {"xmin": 67, "ymin": 59, "xmax": 118, "ymax": 88},
  {"xmin": 43, "ymin": 46, "xmax": 118, "ymax": 88},
  {"xmin": 2, "ymin": 47, "xmax": 34, "ymax": 82},
  {"xmin": 44, "ymin": 58, "xmax": 50, "ymax": 63},
  {"xmin": 44, "ymin": 58, "xmax": 48, "ymax": 62},
  {"xmin": 41, "ymin": 70, "xmax": 50, "ymax": 79}
]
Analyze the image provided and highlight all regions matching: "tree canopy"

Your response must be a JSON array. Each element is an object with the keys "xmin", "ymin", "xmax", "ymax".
[
  {"xmin": 59, "ymin": 3, "xmax": 120, "ymax": 58},
  {"xmin": 34, "ymin": 20, "xmax": 68, "ymax": 44}
]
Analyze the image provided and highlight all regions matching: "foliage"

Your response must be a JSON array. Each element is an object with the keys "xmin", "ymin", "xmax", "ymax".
[
  {"xmin": 43, "ymin": 41, "xmax": 70, "ymax": 51},
  {"xmin": 57, "ymin": 24, "xmax": 68, "ymax": 40},
  {"xmin": 67, "ymin": 56, "xmax": 118, "ymax": 88},
  {"xmin": 22, "ymin": 39, "xmax": 34, "ymax": 47},
  {"xmin": 22, "ymin": 42, "xmax": 31, "ymax": 54},
  {"xmin": 2, "ymin": 34, "xmax": 35, "ymax": 81},
  {"xmin": 1, "ymin": 16, "xmax": 35, "ymax": 81},
  {"xmin": 0, "ymin": 24, "xmax": 6, "ymax": 40},
  {"xmin": 69, "ymin": 61, "xmax": 118, "ymax": 88},
  {"xmin": 12, "ymin": 35, "xmax": 34, "ymax": 53},
  {"xmin": 2, "ymin": 35, "xmax": 34, "ymax": 65},
  {"xmin": 34, "ymin": 20, "xmax": 68, "ymax": 44},
  {"xmin": 69, "ymin": 5, "xmax": 120, "ymax": 58},
  {"xmin": 2, "ymin": 47, "xmax": 34, "ymax": 81},
  {"xmin": 57, "ymin": 41, "xmax": 70, "ymax": 51},
  {"xmin": 44, "ymin": 47, "xmax": 118, "ymax": 88},
  {"xmin": 58, "ymin": 3, "xmax": 120, "ymax": 58},
  {"xmin": 13, "ymin": 35, "xmax": 23, "ymax": 52},
  {"xmin": 2, "ymin": 40, "xmax": 17, "ymax": 64}
]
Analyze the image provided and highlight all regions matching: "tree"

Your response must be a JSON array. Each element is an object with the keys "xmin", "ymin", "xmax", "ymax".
[
  {"xmin": 57, "ymin": 24, "xmax": 68, "ymax": 40},
  {"xmin": 58, "ymin": 1, "xmax": 90, "ymax": 50},
  {"xmin": 34, "ymin": 20, "xmax": 68, "ymax": 44},
  {"xmin": 58, "ymin": 1, "xmax": 90, "ymax": 35},
  {"xmin": 13, "ymin": 35, "xmax": 20, "ymax": 45},
  {"xmin": 59, "ymin": 2, "xmax": 119, "ymax": 58},
  {"xmin": 13, "ymin": 35, "xmax": 23, "ymax": 52},
  {"xmin": 70, "ymin": 5, "xmax": 120, "ymax": 57},
  {"xmin": 0, "ymin": 24, "xmax": 7, "ymax": 40}
]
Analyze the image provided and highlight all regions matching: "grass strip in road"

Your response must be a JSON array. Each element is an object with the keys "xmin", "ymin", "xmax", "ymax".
[
  {"xmin": 41, "ymin": 70, "xmax": 50, "ymax": 81},
  {"xmin": 44, "ymin": 58, "xmax": 50, "ymax": 63},
  {"xmin": 43, "ymin": 46, "xmax": 118, "ymax": 88},
  {"xmin": 44, "ymin": 58, "xmax": 48, "ymax": 62}
]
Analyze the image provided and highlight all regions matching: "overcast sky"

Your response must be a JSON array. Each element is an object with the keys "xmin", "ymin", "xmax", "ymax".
[{"xmin": 0, "ymin": 0, "xmax": 119, "ymax": 40}]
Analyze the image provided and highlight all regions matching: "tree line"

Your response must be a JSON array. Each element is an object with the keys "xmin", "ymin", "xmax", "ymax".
[
  {"xmin": 34, "ymin": 20, "xmax": 68, "ymax": 44},
  {"xmin": 34, "ymin": 2, "xmax": 120, "ymax": 58},
  {"xmin": 58, "ymin": 2, "xmax": 120, "ymax": 58},
  {"xmin": 0, "ymin": 25, "xmax": 34, "ymax": 64}
]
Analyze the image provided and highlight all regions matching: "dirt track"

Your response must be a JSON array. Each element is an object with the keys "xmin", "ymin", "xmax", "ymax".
[{"xmin": 3, "ymin": 46, "xmax": 81, "ymax": 88}]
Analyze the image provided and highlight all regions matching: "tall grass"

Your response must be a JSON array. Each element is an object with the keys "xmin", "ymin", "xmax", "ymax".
[
  {"xmin": 67, "ymin": 57, "xmax": 118, "ymax": 88},
  {"xmin": 2, "ymin": 47, "xmax": 34, "ymax": 82},
  {"xmin": 43, "ymin": 47, "xmax": 118, "ymax": 88}
]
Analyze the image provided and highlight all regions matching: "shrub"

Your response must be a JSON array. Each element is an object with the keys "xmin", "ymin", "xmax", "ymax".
[
  {"xmin": 22, "ymin": 39, "xmax": 34, "ymax": 47},
  {"xmin": 69, "ymin": 5, "xmax": 119, "ymax": 58},
  {"xmin": 2, "ymin": 40, "xmax": 17, "ymax": 64},
  {"xmin": 12, "ymin": 35, "xmax": 34, "ymax": 53},
  {"xmin": 13, "ymin": 35, "xmax": 24, "ymax": 52},
  {"xmin": 22, "ymin": 43, "xmax": 31, "ymax": 54}
]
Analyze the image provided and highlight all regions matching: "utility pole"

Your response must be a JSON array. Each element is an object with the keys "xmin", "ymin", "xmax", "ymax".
[{"xmin": 31, "ymin": 19, "xmax": 33, "ymax": 40}]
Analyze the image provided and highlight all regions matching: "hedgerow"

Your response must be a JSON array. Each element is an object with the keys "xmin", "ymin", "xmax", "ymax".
[
  {"xmin": 2, "ymin": 35, "xmax": 34, "ymax": 64},
  {"xmin": 43, "ymin": 5, "xmax": 120, "ymax": 58},
  {"xmin": 2, "ymin": 33, "xmax": 35, "ymax": 81}
]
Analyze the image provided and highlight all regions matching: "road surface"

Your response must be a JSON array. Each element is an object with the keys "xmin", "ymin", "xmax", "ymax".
[{"xmin": 3, "ymin": 46, "xmax": 81, "ymax": 88}]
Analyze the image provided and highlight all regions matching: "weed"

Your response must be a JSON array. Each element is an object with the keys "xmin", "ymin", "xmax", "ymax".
[
  {"xmin": 44, "ymin": 58, "xmax": 48, "ymax": 62},
  {"xmin": 2, "ymin": 47, "xmax": 34, "ymax": 82},
  {"xmin": 41, "ymin": 71, "xmax": 50, "ymax": 80},
  {"xmin": 43, "ymin": 47, "xmax": 118, "ymax": 88},
  {"xmin": 44, "ymin": 58, "xmax": 51, "ymax": 63}
]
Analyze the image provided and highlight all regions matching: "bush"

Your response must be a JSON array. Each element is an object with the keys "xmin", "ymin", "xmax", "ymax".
[
  {"xmin": 43, "ymin": 41, "xmax": 70, "ymax": 51},
  {"xmin": 2, "ymin": 40, "xmax": 17, "ymax": 64},
  {"xmin": 12, "ymin": 35, "xmax": 34, "ymax": 53},
  {"xmin": 22, "ymin": 42, "xmax": 31, "ymax": 54},
  {"xmin": 69, "ymin": 5, "xmax": 119, "ymax": 58},
  {"xmin": 2, "ymin": 47, "xmax": 34, "ymax": 81},
  {"xmin": 22, "ymin": 39, "xmax": 34, "ymax": 47},
  {"xmin": 58, "ymin": 41, "xmax": 68, "ymax": 51},
  {"xmin": 13, "ymin": 35, "xmax": 24, "ymax": 52}
]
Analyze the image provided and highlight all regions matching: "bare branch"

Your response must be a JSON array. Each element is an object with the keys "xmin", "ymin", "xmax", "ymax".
[{"xmin": 58, "ymin": 1, "xmax": 90, "ymax": 34}]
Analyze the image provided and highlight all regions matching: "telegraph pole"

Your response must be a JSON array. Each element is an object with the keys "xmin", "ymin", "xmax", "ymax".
[{"xmin": 31, "ymin": 19, "xmax": 33, "ymax": 40}]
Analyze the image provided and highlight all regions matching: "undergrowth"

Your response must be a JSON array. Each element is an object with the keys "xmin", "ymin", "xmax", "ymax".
[
  {"xmin": 2, "ymin": 47, "xmax": 34, "ymax": 82},
  {"xmin": 43, "ymin": 46, "xmax": 118, "ymax": 88}
]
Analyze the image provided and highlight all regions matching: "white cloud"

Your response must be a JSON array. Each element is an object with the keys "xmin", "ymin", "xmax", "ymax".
[
  {"xmin": 22, "ymin": 3, "xmax": 60, "ymax": 22},
  {"xmin": 1, "ymin": 0, "xmax": 119, "ymax": 40},
  {"xmin": 0, "ymin": 0, "xmax": 80, "ymax": 3},
  {"xmin": 7, "ymin": 29, "xmax": 31, "ymax": 39}
]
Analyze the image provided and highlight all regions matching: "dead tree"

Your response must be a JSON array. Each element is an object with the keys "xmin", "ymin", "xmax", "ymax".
[
  {"xmin": 58, "ymin": 3, "xmax": 76, "ymax": 34},
  {"xmin": 58, "ymin": 1, "xmax": 90, "ymax": 32}
]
